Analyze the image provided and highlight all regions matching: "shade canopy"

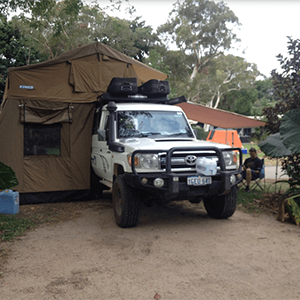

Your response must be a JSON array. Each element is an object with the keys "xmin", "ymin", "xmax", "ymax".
[{"xmin": 177, "ymin": 102, "xmax": 266, "ymax": 129}]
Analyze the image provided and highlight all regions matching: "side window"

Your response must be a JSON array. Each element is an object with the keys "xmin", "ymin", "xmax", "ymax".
[
  {"xmin": 24, "ymin": 123, "xmax": 62, "ymax": 156},
  {"xmin": 98, "ymin": 114, "xmax": 109, "ymax": 142}
]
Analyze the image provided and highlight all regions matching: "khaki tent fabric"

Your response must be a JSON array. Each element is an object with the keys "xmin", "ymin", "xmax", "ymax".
[
  {"xmin": 3, "ymin": 42, "xmax": 167, "ymax": 103},
  {"xmin": 20, "ymin": 102, "xmax": 72, "ymax": 124},
  {"xmin": 0, "ymin": 42, "xmax": 167, "ymax": 195},
  {"xmin": 0, "ymin": 99, "xmax": 94, "ymax": 193}
]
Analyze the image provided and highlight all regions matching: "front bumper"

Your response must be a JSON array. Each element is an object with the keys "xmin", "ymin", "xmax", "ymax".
[{"xmin": 124, "ymin": 146, "xmax": 243, "ymax": 200}]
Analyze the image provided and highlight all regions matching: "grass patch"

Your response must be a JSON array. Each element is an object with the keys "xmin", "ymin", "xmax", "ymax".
[
  {"xmin": 0, "ymin": 201, "xmax": 96, "ymax": 242},
  {"xmin": 237, "ymin": 180, "xmax": 290, "ymax": 215},
  {"xmin": 0, "ymin": 214, "xmax": 35, "ymax": 241},
  {"xmin": 237, "ymin": 188, "xmax": 264, "ymax": 213}
]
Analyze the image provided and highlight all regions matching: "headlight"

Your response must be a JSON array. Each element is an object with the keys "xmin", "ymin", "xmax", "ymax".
[
  {"xmin": 127, "ymin": 153, "xmax": 160, "ymax": 170},
  {"xmin": 222, "ymin": 151, "xmax": 238, "ymax": 168}
]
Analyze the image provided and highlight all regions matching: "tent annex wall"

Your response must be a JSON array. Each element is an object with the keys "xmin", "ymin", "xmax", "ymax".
[{"xmin": 0, "ymin": 42, "xmax": 167, "ymax": 200}]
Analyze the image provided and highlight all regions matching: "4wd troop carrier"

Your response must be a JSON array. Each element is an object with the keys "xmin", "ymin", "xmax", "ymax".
[{"xmin": 91, "ymin": 78, "xmax": 243, "ymax": 228}]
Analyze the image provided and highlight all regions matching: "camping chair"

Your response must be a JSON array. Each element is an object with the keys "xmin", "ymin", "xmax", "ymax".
[
  {"xmin": 250, "ymin": 158, "xmax": 265, "ymax": 191},
  {"xmin": 239, "ymin": 158, "xmax": 265, "ymax": 191}
]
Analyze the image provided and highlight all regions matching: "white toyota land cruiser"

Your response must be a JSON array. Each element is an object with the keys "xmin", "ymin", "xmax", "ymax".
[{"xmin": 91, "ymin": 78, "xmax": 243, "ymax": 228}]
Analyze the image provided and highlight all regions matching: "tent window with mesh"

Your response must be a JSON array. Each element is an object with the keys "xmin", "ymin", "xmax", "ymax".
[{"xmin": 24, "ymin": 123, "xmax": 62, "ymax": 156}]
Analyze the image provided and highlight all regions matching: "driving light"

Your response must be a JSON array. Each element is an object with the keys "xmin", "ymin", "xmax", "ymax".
[
  {"xmin": 154, "ymin": 178, "xmax": 164, "ymax": 188},
  {"xmin": 237, "ymin": 174, "xmax": 242, "ymax": 180},
  {"xmin": 230, "ymin": 174, "xmax": 236, "ymax": 184}
]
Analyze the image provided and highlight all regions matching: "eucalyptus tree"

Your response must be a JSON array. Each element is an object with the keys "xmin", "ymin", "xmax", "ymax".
[
  {"xmin": 189, "ymin": 55, "xmax": 259, "ymax": 107},
  {"xmin": 82, "ymin": 2, "xmax": 158, "ymax": 61},
  {"xmin": 157, "ymin": 0, "xmax": 241, "ymax": 81},
  {"xmin": 11, "ymin": 0, "xmax": 86, "ymax": 59}
]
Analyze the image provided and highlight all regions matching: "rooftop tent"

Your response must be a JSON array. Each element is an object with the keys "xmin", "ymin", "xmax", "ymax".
[
  {"xmin": 0, "ymin": 42, "xmax": 167, "ymax": 203},
  {"xmin": 206, "ymin": 129, "xmax": 243, "ymax": 148}
]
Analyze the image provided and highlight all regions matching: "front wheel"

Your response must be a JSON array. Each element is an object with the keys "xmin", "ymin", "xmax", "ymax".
[
  {"xmin": 112, "ymin": 175, "xmax": 140, "ymax": 228},
  {"xmin": 203, "ymin": 186, "xmax": 237, "ymax": 219}
]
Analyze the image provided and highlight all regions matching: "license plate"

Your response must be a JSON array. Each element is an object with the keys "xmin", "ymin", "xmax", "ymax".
[{"xmin": 187, "ymin": 176, "xmax": 212, "ymax": 186}]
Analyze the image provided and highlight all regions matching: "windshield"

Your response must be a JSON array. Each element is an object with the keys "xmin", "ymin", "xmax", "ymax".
[{"xmin": 117, "ymin": 110, "xmax": 194, "ymax": 138}]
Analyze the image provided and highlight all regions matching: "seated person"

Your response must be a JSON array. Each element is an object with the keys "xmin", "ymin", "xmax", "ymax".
[{"xmin": 242, "ymin": 147, "xmax": 263, "ymax": 192}]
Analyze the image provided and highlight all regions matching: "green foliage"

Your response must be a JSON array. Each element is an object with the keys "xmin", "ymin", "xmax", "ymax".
[
  {"xmin": 157, "ymin": 0, "xmax": 242, "ymax": 101},
  {"xmin": 255, "ymin": 79, "xmax": 275, "ymax": 103},
  {"xmin": 280, "ymin": 108, "xmax": 300, "ymax": 154},
  {"xmin": 0, "ymin": 162, "xmax": 18, "ymax": 191},
  {"xmin": 144, "ymin": 48, "xmax": 171, "ymax": 77},
  {"xmin": 261, "ymin": 37, "xmax": 300, "ymax": 182},
  {"xmin": 285, "ymin": 196, "xmax": 300, "ymax": 225},
  {"xmin": 8, "ymin": 1, "xmax": 157, "ymax": 61},
  {"xmin": 250, "ymin": 127, "xmax": 268, "ymax": 144},
  {"xmin": 237, "ymin": 188, "xmax": 264, "ymax": 214},
  {"xmin": 187, "ymin": 54, "xmax": 259, "ymax": 107},
  {"xmin": 12, "ymin": 0, "xmax": 88, "ymax": 59},
  {"xmin": 261, "ymin": 106, "xmax": 300, "ymax": 223},
  {"xmin": 263, "ymin": 37, "xmax": 300, "ymax": 134},
  {"xmin": 222, "ymin": 87, "xmax": 258, "ymax": 116},
  {"xmin": 260, "ymin": 108, "xmax": 300, "ymax": 179},
  {"xmin": 158, "ymin": 0, "xmax": 240, "ymax": 63},
  {"xmin": 259, "ymin": 108, "xmax": 300, "ymax": 180},
  {"xmin": 220, "ymin": 78, "xmax": 274, "ymax": 116},
  {"xmin": 259, "ymin": 133, "xmax": 292, "ymax": 158},
  {"xmin": 191, "ymin": 126, "xmax": 209, "ymax": 140},
  {"xmin": 0, "ymin": 15, "xmax": 42, "ymax": 98},
  {"xmin": 92, "ymin": 13, "xmax": 157, "ymax": 61},
  {"xmin": 0, "ymin": 214, "xmax": 34, "ymax": 241}
]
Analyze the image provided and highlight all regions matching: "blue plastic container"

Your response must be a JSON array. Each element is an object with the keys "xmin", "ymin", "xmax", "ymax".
[
  {"xmin": 242, "ymin": 149, "xmax": 248, "ymax": 154},
  {"xmin": 0, "ymin": 189, "xmax": 19, "ymax": 214}
]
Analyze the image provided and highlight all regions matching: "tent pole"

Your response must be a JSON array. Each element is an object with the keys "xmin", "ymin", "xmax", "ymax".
[{"xmin": 275, "ymin": 158, "xmax": 278, "ymax": 193}]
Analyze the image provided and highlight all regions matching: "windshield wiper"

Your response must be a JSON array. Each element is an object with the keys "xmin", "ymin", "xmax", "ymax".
[
  {"xmin": 141, "ymin": 132, "xmax": 162, "ymax": 136},
  {"xmin": 167, "ymin": 132, "xmax": 189, "ymax": 137}
]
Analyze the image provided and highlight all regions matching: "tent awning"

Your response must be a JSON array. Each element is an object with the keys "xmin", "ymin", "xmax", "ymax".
[{"xmin": 177, "ymin": 102, "xmax": 266, "ymax": 129}]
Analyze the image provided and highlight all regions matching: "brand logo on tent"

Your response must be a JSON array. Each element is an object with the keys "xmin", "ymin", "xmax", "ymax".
[{"xmin": 19, "ymin": 85, "xmax": 34, "ymax": 90}]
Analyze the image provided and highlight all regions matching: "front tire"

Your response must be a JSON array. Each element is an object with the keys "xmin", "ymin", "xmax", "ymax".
[
  {"xmin": 112, "ymin": 175, "xmax": 140, "ymax": 228},
  {"xmin": 203, "ymin": 186, "xmax": 237, "ymax": 219}
]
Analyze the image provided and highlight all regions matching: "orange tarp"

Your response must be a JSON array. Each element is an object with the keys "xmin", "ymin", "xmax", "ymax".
[{"xmin": 206, "ymin": 130, "xmax": 243, "ymax": 148}]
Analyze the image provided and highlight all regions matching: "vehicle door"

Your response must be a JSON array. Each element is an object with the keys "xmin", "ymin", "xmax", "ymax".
[{"xmin": 91, "ymin": 111, "xmax": 113, "ymax": 183}]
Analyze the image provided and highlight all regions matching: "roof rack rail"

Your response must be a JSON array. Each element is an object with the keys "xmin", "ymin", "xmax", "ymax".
[{"xmin": 96, "ymin": 93, "xmax": 187, "ymax": 107}]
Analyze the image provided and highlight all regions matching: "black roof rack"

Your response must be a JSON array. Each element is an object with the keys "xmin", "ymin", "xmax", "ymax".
[{"xmin": 96, "ymin": 93, "xmax": 187, "ymax": 107}]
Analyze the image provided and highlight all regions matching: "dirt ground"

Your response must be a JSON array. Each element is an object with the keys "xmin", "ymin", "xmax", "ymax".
[{"xmin": 1, "ymin": 192, "xmax": 300, "ymax": 300}]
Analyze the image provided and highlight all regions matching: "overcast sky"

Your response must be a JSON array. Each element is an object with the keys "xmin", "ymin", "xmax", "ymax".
[{"xmin": 97, "ymin": 0, "xmax": 300, "ymax": 78}]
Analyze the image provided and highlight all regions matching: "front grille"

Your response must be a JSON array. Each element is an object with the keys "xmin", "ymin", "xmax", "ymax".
[{"xmin": 159, "ymin": 151, "xmax": 218, "ymax": 172}]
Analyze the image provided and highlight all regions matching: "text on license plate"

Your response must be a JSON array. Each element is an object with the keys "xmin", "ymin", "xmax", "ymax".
[{"xmin": 187, "ymin": 176, "xmax": 212, "ymax": 186}]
